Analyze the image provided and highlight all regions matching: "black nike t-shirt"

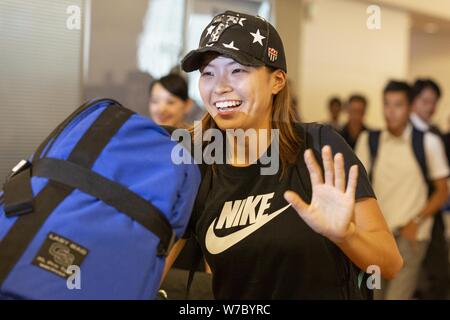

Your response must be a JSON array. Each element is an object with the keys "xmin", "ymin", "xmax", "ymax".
[{"xmin": 184, "ymin": 124, "xmax": 375, "ymax": 299}]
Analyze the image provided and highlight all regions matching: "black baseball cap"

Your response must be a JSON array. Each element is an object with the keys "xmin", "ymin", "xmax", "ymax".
[{"xmin": 181, "ymin": 11, "xmax": 287, "ymax": 73}]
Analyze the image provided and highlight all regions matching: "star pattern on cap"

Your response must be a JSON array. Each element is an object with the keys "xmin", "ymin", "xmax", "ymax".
[
  {"xmin": 206, "ymin": 25, "xmax": 215, "ymax": 36},
  {"xmin": 238, "ymin": 17, "xmax": 246, "ymax": 26},
  {"xmin": 223, "ymin": 41, "xmax": 239, "ymax": 51},
  {"xmin": 250, "ymin": 29, "xmax": 265, "ymax": 46}
]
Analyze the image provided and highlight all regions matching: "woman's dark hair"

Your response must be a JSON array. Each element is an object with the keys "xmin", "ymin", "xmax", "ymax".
[
  {"xmin": 149, "ymin": 73, "xmax": 189, "ymax": 101},
  {"xmin": 411, "ymin": 78, "xmax": 441, "ymax": 101},
  {"xmin": 383, "ymin": 80, "xmax": 413, "ymax": 104}
]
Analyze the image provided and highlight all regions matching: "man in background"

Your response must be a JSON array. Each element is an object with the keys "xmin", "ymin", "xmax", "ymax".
[
  {"xmin": 410, "ymin": 78, "xmax": 450, "ymax": 299},
  {"xmin": 340, "ymin": 94, "xmax": 368, "ymax": 149},
  {"xmin": 355, "ymin": 80, "xmax": 449, "ymax": 299},
  {"xmin": 324, "ymin": 96, "xmax": 342, "ymax": 131}
]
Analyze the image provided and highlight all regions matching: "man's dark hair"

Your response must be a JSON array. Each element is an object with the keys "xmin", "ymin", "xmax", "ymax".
[
  {"xmin": 328, "ymin": 96, "xmax": 342, "ymax": 109},
  {"xmin": 149, "ymin": 73, "xmax": 189, "ymax": 101},
  {"xmin": 411, "ymin": 78, "xmax": 441, "ymax": 101},
  {"xmin": 348, "ymin": 94, "xmax": 368, "ymax": 111},
  {"xmin": 383, "ymin": 80, "xmax": 413, "ymax": 104}
]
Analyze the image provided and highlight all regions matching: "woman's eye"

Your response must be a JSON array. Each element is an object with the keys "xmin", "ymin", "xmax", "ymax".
[
  {"xmin": 234, "ymin": 67, "xmax": 248, "ymax": 73},
  {"xmin": 201, "ymin": 71, "xmax": 213, "ymax": 77}
]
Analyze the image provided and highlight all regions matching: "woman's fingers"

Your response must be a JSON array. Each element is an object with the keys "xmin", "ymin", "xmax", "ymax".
[
  {"xmin": 322, "ymin": 146, "xmax": 334, "ymax": 186},
  {"xmin": 334, "ymin": 152, "xmax": 346, "ymax": 192},
  {"xmin": 284, "ymin": 190, "xmax": 308, "ymax": 215},
  {"xmin": 346, "ymin": 165, "xmax": 359, "ymax": 198},
  {"xmin": 305, "ymin": 147, "xmax": 358, "ymax": 197},
  {"xmin": 304, "ymin": 149, "xmax": 323, "ymax": 186}
]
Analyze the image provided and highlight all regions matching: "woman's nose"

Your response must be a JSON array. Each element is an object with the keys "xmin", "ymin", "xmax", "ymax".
[{"xmin": 214, "ymin": 76, "xmax": 232, "ymax": 95}]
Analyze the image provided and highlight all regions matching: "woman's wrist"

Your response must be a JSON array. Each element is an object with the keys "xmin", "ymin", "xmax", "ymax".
[{"xmin": 331, "ymin": 222, "xmax": 357, "ymax": 244}]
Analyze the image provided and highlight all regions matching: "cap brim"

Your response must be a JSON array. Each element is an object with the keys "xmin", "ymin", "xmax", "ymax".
[{"xmin": 181, "ymin": 46, "xmax": 265, "ymax": 72}]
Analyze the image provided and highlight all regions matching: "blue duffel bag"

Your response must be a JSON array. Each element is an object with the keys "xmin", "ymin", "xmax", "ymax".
[{"xmin": 0, "ymin": 98, "xmax": 200, "ymax": 299}]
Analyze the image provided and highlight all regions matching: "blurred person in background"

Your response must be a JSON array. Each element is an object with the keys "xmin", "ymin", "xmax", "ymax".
[
  {"xmin": 355, "ymin": 80, "xmax": 449, "ymax": 300},
  {"xmin": 410, "ymin": 78, "xmax": 450, "ymax": 299},
  {"xmin": 148, "ymin": 73, "xmax": 194, "ymax": 129},
  {"xmin": 446, "ymin": 115, "xmax": 450, "ymax": 165},
  {"xmin": 340, "ymin": 94, "xmax": 368, "ymax": 149},
  {"xmin": 325, "ymin": 96, "xmax": 343, "ymax": 131}
]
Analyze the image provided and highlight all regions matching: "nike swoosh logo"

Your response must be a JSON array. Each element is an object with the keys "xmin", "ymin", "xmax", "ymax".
[{"xmin": 205, "ymin": 203, "xmax": 292, "ymax": 254}]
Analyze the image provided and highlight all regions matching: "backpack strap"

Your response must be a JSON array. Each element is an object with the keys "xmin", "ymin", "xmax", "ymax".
[
  {"xmin": 411, "ymin": 126, "xmax": 432, "ymax": 196},
  {"xmin": 367, "ymin": 130, "xmax": 381, "ymax": 182},
  {"xmin": 185, "ymin": 163, "xmax": 212, "ymax": 299},
  {"xmin": 294, "ymin": 123, "xmax": 323, "ymax": 203},
  {"xmin": 368, "ymin": 127, "xmax": 431, "ymax": 194}
]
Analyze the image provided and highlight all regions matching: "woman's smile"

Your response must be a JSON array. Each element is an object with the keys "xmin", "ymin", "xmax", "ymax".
[{"xmin": 214, "ymin": 99, "xmax": 243, "ymax": 115}]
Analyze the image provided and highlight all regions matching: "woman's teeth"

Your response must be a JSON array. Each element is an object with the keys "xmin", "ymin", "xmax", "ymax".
[{"xmin": 215, "ymin": 100, "xmax": 242, "ymax": 110}]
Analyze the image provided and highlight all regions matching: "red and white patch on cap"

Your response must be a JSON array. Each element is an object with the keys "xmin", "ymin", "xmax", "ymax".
[{"xmin": 268, "ymin": 47, "xmax": 278, "ymax": 62}]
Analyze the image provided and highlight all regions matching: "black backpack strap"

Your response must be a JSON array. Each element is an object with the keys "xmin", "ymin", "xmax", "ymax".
[
  {"xmin": 185, "ymin": 163, "xmax": 212, "ymax": 299},
  {"xmin": 294, "ymin": 123, "xmax": 322, "ymax": 203},
  {"xmin": 430, "ymin": 125, "xmax": 450, "ymax": 165},
  {"xmin": 185, "ymin": 243, "xmax": 204, "ymax": 300},
  {"xmin": 429, "ymin": 125, "xmax": 443, "ymax": 137},
  {"xmin": 411, "ymin": 126, "xmax": 432, "ymax": 196},
  {"xmin": 367, "ymin": 130, "xmax": 381, "ymax": 182},
  {"xmin": 0, "ymin": 104, "xmax": 134, "ymax": 286}
]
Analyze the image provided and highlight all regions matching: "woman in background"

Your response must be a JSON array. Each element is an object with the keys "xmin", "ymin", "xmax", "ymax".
[{"xmin": 148, "ymin": 73, "xmax": 193, "ymax": 129}]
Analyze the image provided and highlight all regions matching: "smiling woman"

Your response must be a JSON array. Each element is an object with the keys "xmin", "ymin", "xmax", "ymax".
[
  {"xmin": 199, "ymin": 56, "xmax": 280, "ymax": 131},
  {"xmin": 162, "ymin": 10, "xmax": 403, "ymax": 300}
]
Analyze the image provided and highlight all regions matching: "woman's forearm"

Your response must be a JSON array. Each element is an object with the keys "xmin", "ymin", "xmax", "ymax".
[{"xmin": 336, "ymin": 225, "xmax": 403, "ymax": 279}]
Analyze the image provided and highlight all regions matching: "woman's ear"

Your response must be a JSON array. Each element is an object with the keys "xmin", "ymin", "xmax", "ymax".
[{"xmin": 271, "ymin": 70, "xmax": 287, "ymax": 95}]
